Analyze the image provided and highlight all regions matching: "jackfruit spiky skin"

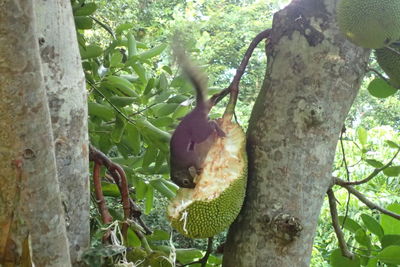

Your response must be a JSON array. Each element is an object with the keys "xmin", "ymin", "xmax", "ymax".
[
  {"xmin": 167, "ymin": 119, "xmax": 247, "ymax": 239},
  {"xmin": 376, "ymin": 46, "xmax": 400, "ymax": 88},
  {"xmin": 337, "ymin": 0, "xmax": 400, "ymax": 49}
]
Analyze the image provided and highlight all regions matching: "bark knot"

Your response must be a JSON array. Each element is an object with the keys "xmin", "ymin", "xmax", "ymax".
[{"xmin": 271, "ymin": 213, "xmax": 302, "ymax": 243}]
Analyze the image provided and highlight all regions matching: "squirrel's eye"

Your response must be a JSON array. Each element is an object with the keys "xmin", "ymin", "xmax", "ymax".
[{"xmin": 183, "ymin": 179, "xmax": 190, "ymax": 185}]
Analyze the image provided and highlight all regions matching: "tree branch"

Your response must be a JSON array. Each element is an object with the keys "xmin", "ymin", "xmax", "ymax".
[
  {"xmin": 327, "ymin": 189, "xmax": 354, "ymax": 259},
  {"xmin": 208, "ymin": 29, "xmax": 271, "ymax": 112},
  {"xmin": 335, "ymin": 177, "xmax": 400, "ymax": 220},
  {"xmin": 338, "ymin": 148, "xmax": 400, "ymax": 186}
]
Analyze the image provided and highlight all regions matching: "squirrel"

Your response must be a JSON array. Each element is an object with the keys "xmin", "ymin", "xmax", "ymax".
[{"xmin": 170, "ymin": 48, "xmax": 225, "ymax": 188}]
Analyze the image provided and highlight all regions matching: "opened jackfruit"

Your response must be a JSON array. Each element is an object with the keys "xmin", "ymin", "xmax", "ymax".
[
  {"xmin": 337, "ymin": 0, "xmax": 400, "ymax": 48},
  {"xmin": 167, "ymin": 118, "xmax": 247, "ymax": 238}
]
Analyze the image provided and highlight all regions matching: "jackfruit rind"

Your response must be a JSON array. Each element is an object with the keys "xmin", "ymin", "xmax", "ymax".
[
  {"xmin": 167, "ymin": 120, "xmax": 247, "ymax": 238},
  {"xmin": 337, "ymin": 0, "xmax": 400, "ymax": 48},
  {"xmin": 376, "ymin": 46, "xmax": 400, "ymax": 88}
]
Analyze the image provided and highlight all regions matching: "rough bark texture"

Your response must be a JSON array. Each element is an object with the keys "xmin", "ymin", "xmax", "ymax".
[
  {"xmin": 224, "ymin": 0, "xmax": 370, "ymax": 266},
  {"xmin": 35, "ymin": 1, "xmax": 90, "ymax": 265},
  {"xmin": 0, "ymin": 0, "xmax": 71, "ymax": 266}
]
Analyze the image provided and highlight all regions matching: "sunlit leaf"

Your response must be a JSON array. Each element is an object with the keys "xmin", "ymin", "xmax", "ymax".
[
  {"xmin": 361, "ymin": 214, "xmax": 384, "ymax": 240},
  {"xmin": 367, "ymin": 78, "xmax": 397, "ymax": 98},
  {"xmin": 377, "ymin": 246, "xmax": 400, "ymax": 265},
  {"xmin": 381, "ymin": 203, "xmax": 400, "ymax": 234},
  {"xmin": 330, "ymin": 248, "xmax": 360, "ymax": 267}
]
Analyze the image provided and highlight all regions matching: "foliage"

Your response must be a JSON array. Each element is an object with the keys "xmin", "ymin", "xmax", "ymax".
[{"xmin": 72, "ymin": 0, "xmax": 400, "ymax": 266}]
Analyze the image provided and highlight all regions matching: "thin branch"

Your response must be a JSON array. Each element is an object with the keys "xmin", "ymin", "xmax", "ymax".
[
  {"xmin": 92, "ymin": 162, "xmax": 113, "ymax": 224},
  {"xmin": 339, "ymin": 126, "xmax": 351, "ymax": 229},
  {"xmin": 327, "ymin": 189, "xmax": 354, "ymax": 259},
  {"xmin": 182, "ymin": 237, "xmax": 214, "ymax": 267},
  {"xmin": 338, "ymin": 148, "xmax": 400, "ymax": 186},
  {"xmin": 207, "ymin": 29, "xmax": 271, "ymax": 113},
  {"xmin": 385, "ymin": 45, "xmax": 400, "ymax": 57},
  {"xmin": 335, "ymin": 177, "xmax": 400, "ymax": 220},
  {"xmin": 367, "ymin": 67, "xmax": 388, "ymax": 82},
  {"xmin": 90, "ymin": 16, "xmax": 115, "ymax": 38}
]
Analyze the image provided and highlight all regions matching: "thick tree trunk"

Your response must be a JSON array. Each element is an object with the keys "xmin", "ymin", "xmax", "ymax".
[
  {"xmin": 0, "ymin": 0, "xmax": 71, "ymax": 266},
  {"xmin": 224, "ymin": 0, "xmax": 370, "ymax": 266},
  {"xmin": 35, "ymin": 1, "xmax": 90, "ymax": 265}
]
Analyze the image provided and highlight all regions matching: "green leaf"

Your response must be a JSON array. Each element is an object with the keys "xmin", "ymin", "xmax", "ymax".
[
  {"xmin": 355, "ymin": 228, "xmax": 371, "ymax": 248},
  {"xmin": 143, "ymin": 78, "xmax": 155, "ymax": 95},
  {"xmin": 162, "ymin": 65, "xmax": 173, "ymax": 75},
  {"xmin": 132, "ymin": 63, "xmax": 147, "ymax": 83},
  {"xmin": 127, "ymin": 33, "xmax": 138, "ymax": 58},
  {"xmin": 339, "ymin": 216, "xmax": 363, "ymax": 233},
  {"xmin": 383, "ymin": 166, "xmax": 400, "ymax": 177},
  {"xmin": 365, "ymin": 159, "xmax": 384, "ymax": 168},
  {"xmin": 151, "ymin": 117, "xmax": 174, "ymax": 128},
  {"xmin": 357, "ymin": 127, "xmax": 368, "ymax": 146},
  {"xmin": 160, "ymin": 179, "xmax": 179, "ymax": 192},
  {"xmin": 154, "ymin": 103, "xmax": 179, "ymax": 117},
  {"xmin": 116, "ymin": 23, "xmax": 133, "ymax": 35},
  {"xmin": 80, "ymin": 44, "xmax": 102, "ymax": 59},
  {"xmin": 330, "ymin": 248, "xmax": 360, "ymax": 267},
  {"xmin": 135, "ymin": 116, "xmax": 171, "ymax": 144},
  {"xmin": 386, "ymin": 140, "xmax": 400, "ymax": 149},
  {"xmin": 135, "ymin": 179, "xmax": 147, "ymax": 201},
  {"xmin": 150, "ymin": 179, "xmax": 175, "ymax": 200},
  {"xmin": 138, "ymin": 43, "xmax": 167, "ymax": 60},
  {"xmin": 124, "ymin": 124, "xmax": 141, "ymax": 155},
  {"xmin": 377, "ymin": 246, "xmax": 400, "ymax": 265},
  {"xmin": 74, "ymin": 16, "xmax": 93, "ymax": 29},
  {"xmin": 74, "ymin": 3, "xmax": 97, "ymax": 16},
  {"xmin": 103, "ymin": 76, "xmax": 138, "ymax": 97},
  {"xmin": 381, "ymin": 203, "xmax": 400, "ymax": 235},
  {"xmin": 126, "ymin": 228, "xmax": 141, "ymax": 247},
  {"xmin": 142, "ymin": 146, "xmax": 158, "ymax": 171},
  {"xmin": 109, "ymin": 52, "xmax": 123, "ymax": 67},
  {"xmin": 361, "ymin": 214, "xmax": 384, "ymax": 240},
  {"xmin": 101, "ymin": 182, "xmax": 120, "ymax": 198},
  {"xmin": 111, "ymin": 115, "xmax": 126, "ymax": 143},
  {"xmin": 158, "ymin": 73, "xmax": 168, "ymax": 91},
  {"xmin": 168, "ymin": 95, "xmax": 188, "ymax": 103},
  {"xmin": 88, "ymin": 102, "xmax": 114, "ymax": 121},
  {"xmin": 366, "ymin": 257, "xmax": 378, "ymax": 267},
  {"xmin": 144, "ymin": 185, "xmax": 154, "ymax": 215},
  {"xmin": 109, "ymin": 96, "xmax": 136, "ymax": 107},
  {"xmin": 367, "ymin": 78, "xmax": 397, "ymax": 98},
  {"xmin": 381, "ymin": 235, "xmax": 400, "ymax": 248},
  {"xmin": 146, "ymin": 229, "xmax": 170, "ymax": 241},
  {"xmin": 175, "ymin": 249, "xmax": 203, "ymax": 264},
  {"xmin": 172, "ymin": 105, "xmax": 190, "ymax": 119}
]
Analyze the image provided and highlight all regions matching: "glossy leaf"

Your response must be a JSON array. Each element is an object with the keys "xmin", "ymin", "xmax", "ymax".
[
  {"xmin": 386, "ymin": 140, "xmax": 400, "ymax": 148},
  {"xmin": 361, "ymin": 214, "xmax": 384, "ymax": 240},
  {"xmin": 132, "ymin": 63, "xmax": 147, "ymax": 83},
  {"xmin": 109, "ymin": 96, "xmax": 136, "ymax": 107},
  {"xmin": 383, "ymin": 166, "xmax": 400, "ymax": 177},
  {"xmin": 357, "ymin": 127, "xmax": 368, "ymax": 146},
  {"xmin": 135, "ymin": 179, "xmax": 147, "ymax": 201},
  {"xmin": 127, "ymin": 33, "xmax": 138, "ymax": 58},
  {"xmin": 88, "ymin": 102, "xmax": 114, "ymax": 121},
  {"xmin": 330, "ymin": 248, "xmax": 360, "ymax": 267},
  {"xmin": 74, "ymin": 3, "xmax": 97, "ymax": 16},
  {"xmin": 150, "ymin": 178, "xmax": 175, "ymax": 200},
  {"xmin": 381, "ymin": 203, "xmax": 400, "ymax": 235},
  {"xmin": 381, "ymin": 235, "xmax": 400, "ymax": 248},
  {"xmin": 365, "ymin": 159, "xmax": 384, "ymax": 169},
  {"xmin": 339, "ymin": 216, "xmax": 363, "ymax": 233},
  {"xmin": 355, "ymin": 228, "xmax": 371, "ymax": 248},
  {"xmin": 126, "ymin": 228, "xmax": 141, "ymax": 247},
  {"xmin": 74, "ymin": 16, "xmax": 93, "ymax": 29},
  {"xmin": 144, "ymin": 186, "xmax": 154, "ymax": 215},
  {"xmin": 377, "ymin": 246, "xmax": 400, "ymax": 265},
  {"xmin": 80, "ymin": 45, "xmax": 103, "ymax": 59},
  {"xmin": 103, "ymin": 76, "xmax": 138, "ymax": 97},
  {"xmin": 111, "ymin": 115, "xmax": 126, "ymax": 143},
  {"xmin": 367, "ymin": 78, "xmax": 397, "ymax": 98},
  {"xmin": 124, "ymin": 124, "xmax": 141, "ymax": 155},
  {"xmin": 138, "ymin": 43, "xmax": 167, "ymax": 60}
]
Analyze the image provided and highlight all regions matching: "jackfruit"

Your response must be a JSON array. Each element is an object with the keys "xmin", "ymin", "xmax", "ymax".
[
  {"xmin": 376, "ymin": 45, "xmax": 400, "ymax": 88},
  {"xmin": 337, "ymin": 0, "xmax": 400, "ymax": 48},
  {"xmin": 167, "ymin": 118, "xmax": 247, "ymax": 238}
]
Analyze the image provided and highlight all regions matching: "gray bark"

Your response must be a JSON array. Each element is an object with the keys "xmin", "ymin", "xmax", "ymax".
[
  {"xmin": 0, "ymin": 0, "xmax": 71, "ymax": 266},
  {"xmin": 224, "ymin": 0, "xmax": 370, "ymax": 266},
  {"xmin": 35, "ymin": 1, "xmax": 90, "ymax": 265}
]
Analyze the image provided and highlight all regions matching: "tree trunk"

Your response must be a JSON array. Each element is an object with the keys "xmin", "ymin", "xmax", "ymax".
[
  {"xmin": 0, "ymin": 0, "xmax": 71, "ymax": 266},
  {"xmin": 35, "ymin": 1, "xmax": 90, "ymax": 265},
  {"xmin": 224, "ymin": 0, "xmax": 370, "ymax": 266}
]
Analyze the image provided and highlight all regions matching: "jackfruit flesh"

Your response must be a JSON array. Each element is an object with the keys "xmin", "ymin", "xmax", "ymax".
[
  {"xmin": 337, "ymin": 0, "xmax": 400, "ymax": 48},
  {"xmin": 376, "ymin": 45, "xmax": 400, "ymax": 88},
  {"xmin": 167, "ymin": 118, "xmax": 247, "ymax": 238}
]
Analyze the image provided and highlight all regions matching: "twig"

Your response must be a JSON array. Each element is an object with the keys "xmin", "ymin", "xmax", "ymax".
[
  {"xmin": 327, "ymin": 189, "xmax": 354, "ymax": 259},
  {"xmin": 207, "ymin": 29, "xmax": 271, "ymax": 112},
  {"xmin": 338, "ymin": 148, "xmax": 400, "ymax": 186},
  {"xmin": 385, "ymin": 45, "xmax": 400, "ymax": 57},
  {"xmin": 93, "ymin": 162, "xmax": 113, "ymax": 224},
  {"xmin": 339, "ymin": 126, "xmax": 351, "ymax": 229},
  {"xmin": 335, "ymin": 177, "xmax": 400, "ymax": 220},
  {"xmin": 90, "ymin": 16, "xmax": 115, "ymax": 39},
  {"xmin": 367, "ymin": 68, "xmax": 388, "ymax": 82},
  {"xmin": 182, "ymin": 237, "xmax": 214, "ymax": 267}
]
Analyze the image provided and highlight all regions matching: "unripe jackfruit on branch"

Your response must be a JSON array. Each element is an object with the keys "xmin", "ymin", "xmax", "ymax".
[{"xmin": 337, "ymin": 0, "xmax": 400, "ymax": 49}]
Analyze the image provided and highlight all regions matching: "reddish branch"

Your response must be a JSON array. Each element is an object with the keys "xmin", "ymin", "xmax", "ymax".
[
  {"xmin": 209, "ymin": 29, "xmax": 271, "ymax": 107},
  {"xmin": 327, "ymin": 189, "xmax": 354, "ymax": 259},
  {"xmin": 89, "ymin": 145, "xmax": 150, "ymax": 240}
]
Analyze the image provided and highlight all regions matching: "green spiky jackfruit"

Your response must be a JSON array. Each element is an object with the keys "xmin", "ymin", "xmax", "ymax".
[
  {"xmin": 337, "ymin": 0, "xmax": 400, "ymax": 48},
  {"xmin": 376, "ymin": 46, "xmax": 400, "ymax": 88},
  {"xmin": 167, "ymin": 119, "xmax": 247, "ymax": 239}
]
